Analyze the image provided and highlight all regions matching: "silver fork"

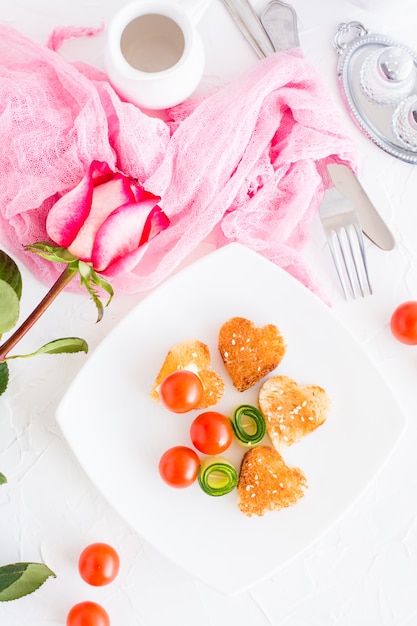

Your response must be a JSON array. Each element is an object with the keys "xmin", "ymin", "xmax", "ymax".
[{"xmin": 318, "ymin": 162, "xmax": 372, "ymax": 299}]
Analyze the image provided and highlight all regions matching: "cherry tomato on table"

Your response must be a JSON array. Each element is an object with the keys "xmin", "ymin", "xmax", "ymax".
[
  {"xmin": 159, "ymin": 446, "xmax": 200, "ymax": 488},
  {"xmin": 66, "ymin": 601, "xmax": 110, "ymax": 626},
  {"xmin": 78, "ymin": 542, "xmax": 120, "ymax": 586},
  {"xmin": 158, "ymin": 370, "xmax": 203, "ymax": 413},
  {"xmin": 190, "ymin": 411, "xmax": 233, "ymax": 455},
  {"xmin": 390, "ymin": 301, "xmax": 417, "ymax": 345}
]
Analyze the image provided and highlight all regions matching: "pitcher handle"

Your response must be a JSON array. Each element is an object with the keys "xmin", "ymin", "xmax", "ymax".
[{"xmin": 178, "ymin": 0, "xmax": 212, "ymax": 24}]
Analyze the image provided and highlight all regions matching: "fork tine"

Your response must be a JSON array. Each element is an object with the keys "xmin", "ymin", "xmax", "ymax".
[
  {"xmin": 327, "ymin": 229, "xmax": 350, "ymax": 299},
  {"xmin": 341, "ymin": 224, "xmax": 364, "ymax": 297},
  {"xmin": 353, "ymin": 223, "xmax": 373, "ymax": 296},
  {"xmin": 318, "ymin": 164, "xmax": 373, "ymax": 299},
  {"xmin": 325, "ymin": 222, "xmax": 372, "ymax": 299}
]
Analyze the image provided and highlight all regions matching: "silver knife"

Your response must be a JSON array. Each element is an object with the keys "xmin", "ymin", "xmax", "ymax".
[{"xmin": 326, "ymin": 163, "xmax": 396, "ymax": 251}]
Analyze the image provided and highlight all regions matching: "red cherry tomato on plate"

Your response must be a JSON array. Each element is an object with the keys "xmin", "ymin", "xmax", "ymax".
[
  {"xmin": 78, "ymin": 542, "xmax": 120, "ymax": 586},
  {"xmin": 190, "ymin": 411, "xmax": 233, "ymax": 455},
  {"xmin": 159, "ymin": 370, "xmax": 203, "ymax": 413},
  {"xmin": 159, "ymin": 446, "xmax": 200, "ymax": 488},
  {"xmin": 66, "ymin": 601, "xmax": 110, "ymax": 626},
  {"xmin": 390, "ymin": 301, "xmax": 417, "ymax": 345}
]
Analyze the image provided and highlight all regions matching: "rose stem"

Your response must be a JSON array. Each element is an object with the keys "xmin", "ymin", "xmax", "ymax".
[{"xmin": 0, "ymin": 265, "xmax": 78, "ymax": 362}]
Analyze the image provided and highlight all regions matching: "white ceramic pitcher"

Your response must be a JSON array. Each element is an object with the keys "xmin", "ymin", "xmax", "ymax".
[{"xmin": 105, "ymin": 0, "xmax": 211, "ymax": 110}]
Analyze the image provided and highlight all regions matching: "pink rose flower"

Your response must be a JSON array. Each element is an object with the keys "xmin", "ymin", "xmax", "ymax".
[{"xmin": 46, "ymin": 161, "xmax": 169, "ymax": 276}]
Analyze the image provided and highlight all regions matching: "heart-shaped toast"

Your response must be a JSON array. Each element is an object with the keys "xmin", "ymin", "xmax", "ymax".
[
  {"xmin": 258, "ymin": 375, "xmax": 330, "ymax": 447},
  {"xmin": 151, "ymin": 339, "xmax": 225, "ymax": 408},
  {"xmin": 237, "ymin": 446, "xmax": 307, "ymax": 517},
  {"xmin": 218, "ymin": 317, "xmax": 286, "ymax": 392}
]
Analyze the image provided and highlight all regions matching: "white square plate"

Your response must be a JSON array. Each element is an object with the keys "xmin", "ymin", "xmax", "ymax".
[{"xmin": 56, "ymin": 244, "xmax": 405, "ymax": 594}]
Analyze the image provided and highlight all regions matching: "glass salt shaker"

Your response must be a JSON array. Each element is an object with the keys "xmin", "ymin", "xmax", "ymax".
[
  {"xmin": 360, "ymin": 46, "xmax": 416, "ymax": 105},
  {"xmin": 392, "ymin": 95, "xmax": 417, "ymax": 150}
]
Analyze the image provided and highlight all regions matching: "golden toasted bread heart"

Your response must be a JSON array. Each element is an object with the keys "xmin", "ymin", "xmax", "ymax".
[
  {"xmin": 218, "ymin": 317, "xmax": 286, "ymax": 392},
  {"xmin": 237, "ymin": 446, "xmax": 307, "ymax": 517},
  {"xmin": 258, "ymin": 375, "xmax": 330, "ymax": 447},
  {"xmin": 151, "ymin": 339, "xmax": 225, "ymax": 408}
]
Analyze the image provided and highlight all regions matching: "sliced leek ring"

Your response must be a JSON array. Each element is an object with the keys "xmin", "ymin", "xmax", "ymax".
[
  {"xmin": 198, "ymin": 457, "xmax": 238, "ymax": 496},
  {"xmin": 232, "ymin": 404, "xmax": 266, "ymax": 446}
]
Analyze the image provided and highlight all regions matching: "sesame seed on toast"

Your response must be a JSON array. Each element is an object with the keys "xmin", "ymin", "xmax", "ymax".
[
  {"xmin": 258, "ymin": 375, "xmax": 330, "ymax": 447},
  {"xmin": 237, "ymin": 446, "xmax": 307, "ymax": 517},
  {"xmin": 218, "ymin": 317, "xmax": 286, "ymax": 392}
]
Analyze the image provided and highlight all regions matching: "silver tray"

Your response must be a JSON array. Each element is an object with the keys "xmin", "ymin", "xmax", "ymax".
[{"xmin": 335, "ymin": 21, "xmax": 417, "ymax": 164}]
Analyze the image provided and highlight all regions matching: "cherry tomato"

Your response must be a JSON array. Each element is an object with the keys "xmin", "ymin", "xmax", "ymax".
[
  {"xmin": 158, "ymin": 370, "xmax": 203, "ymax": 413},
  {"xmin": 390, "ymin": 301, "xmax": 417, "ymax": 345},
  {"xmin": 78, "ymin": 542, "xmax": 120, "ymax": 586},
  {"xmin": 190, "ymin": 411, "xmax": 233, "ymax": 455},
  {"xmin": 159, "ymin": 446, "xmax": 200, "ymax": 488},
  {"xmin": 66, "ymin": 601, "xmax": 110, "ymax": 626}
]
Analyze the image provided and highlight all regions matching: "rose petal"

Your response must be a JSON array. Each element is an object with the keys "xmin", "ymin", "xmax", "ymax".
[
  {"xmin": 92, "ymin": 202, "xmax": 169, "ymax": 272},
  {"xmin": 46, "ymin": 161, "xmax": 114, "ymax": 248},
  {"xmin": 90, "ymin": 161, "xmax": 114, "ymax": 186},
  {"xmin": 101, "ymin": 206, "xmax": 170, "ymax": 276},
  {"xmin": 68, "ymin": 174, "xmax": 137, "ymax": 262},
  {"xmin": 46, "ymin": 170, "xmax": 93, "ymax": 248},
  {"xmin": 138, "ymin": 204, "xmax": 170, "ymax": 245},
  {"xmin": 131, "ymin": 182, "xmax": 161, "ymax": 204},
  {"xmin": 100, "ymin": 241, "xmax": 151, "ymax": 277}
]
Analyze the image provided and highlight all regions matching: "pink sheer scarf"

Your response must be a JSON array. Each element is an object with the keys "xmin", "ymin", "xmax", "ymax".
[{"xmin": 0, "ymin": 25, "xmax": 356, "ymax": 297}]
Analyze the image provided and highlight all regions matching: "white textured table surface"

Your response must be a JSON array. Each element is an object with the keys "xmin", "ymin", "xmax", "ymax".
[{"xmin": 2, "ymin": 1, "xmax": 417, "ymax": 624}]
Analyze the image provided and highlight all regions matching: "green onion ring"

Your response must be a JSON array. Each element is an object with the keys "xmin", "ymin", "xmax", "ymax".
[
  {"xmin": 232, "ymin": 404, "xmax": 266, "ymax": 446},
  {"xmin": 198, "ymin": 457, "xmax": 238, "ymax": 496}
]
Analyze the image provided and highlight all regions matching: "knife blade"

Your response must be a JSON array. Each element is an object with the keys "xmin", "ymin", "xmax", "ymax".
[{"xmin": 326, "ymin": 163, "xmax": 396, "ymax": 251}]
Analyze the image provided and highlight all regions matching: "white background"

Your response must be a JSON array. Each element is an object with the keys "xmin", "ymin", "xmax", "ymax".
[{"xmin": 2, "ymin": 0, "xmax": 417, "ymax": 624}]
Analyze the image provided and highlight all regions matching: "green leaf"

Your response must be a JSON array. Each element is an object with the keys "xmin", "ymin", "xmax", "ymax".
[
  {"xmin": 90, "ymin": 269, "xmax": 114, "ymax": 307},
  {"xmin": 0, "ymin": 362, "xmax": 9, "ymax": 396},
  {"xmin": 5, "ymin": 337, "xmax": 88, "ymax": 360},
  {"xmin": 0, "ymin": 280, "xmax": 20, "ymax": 334},
  {"xmin": 78, "ymin": 262, "xmax": 104, "ymax": 323},
  {"xmin": 32, "ymin": 337, "xmax": 89, "ymax": 356},
  {"xmin": 0, "ymin": 562, "xmax": 56, "ymax": 602},
  {"xmin": 0, "ymin": 473, "xmax": 7, "ymax": 485},
  {"xmin": 0, "ymin": 250, "xmax": 22, "ymax": 299},
  {"xmin": 24, "ymin": 242, "xmax": 78, "ymax": 264}
]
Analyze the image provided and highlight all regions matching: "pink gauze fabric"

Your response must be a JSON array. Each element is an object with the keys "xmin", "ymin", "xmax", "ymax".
[{"xmin": 0, "ymin": 25, "xmax": 357, "ymax": 298}]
